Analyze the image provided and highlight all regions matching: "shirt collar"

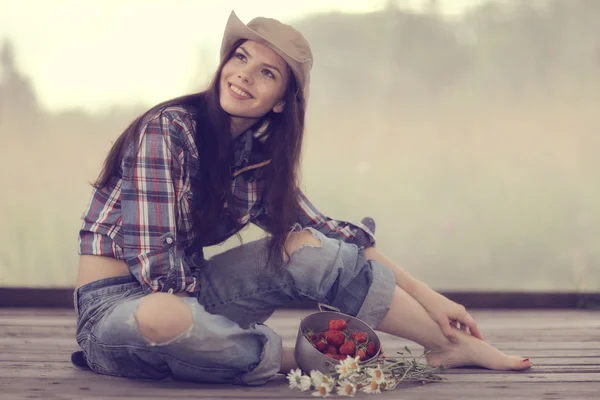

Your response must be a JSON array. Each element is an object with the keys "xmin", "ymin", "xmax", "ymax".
[{"xmin": 232, "ymin": 129, "xmax": 254, "ymax": 169}]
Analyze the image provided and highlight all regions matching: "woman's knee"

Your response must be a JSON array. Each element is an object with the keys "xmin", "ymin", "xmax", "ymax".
[
  {"xmin": 284, "ymin": 229, "xmax": 322, "ymax": 261},
  {"xmin": 135, "ymin": 293, "xmax": 193, "ymax": 345}
]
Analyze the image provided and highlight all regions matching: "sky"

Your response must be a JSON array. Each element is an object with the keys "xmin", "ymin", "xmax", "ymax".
[{"xmin": 0, "ymin": 0, "xmax": 487, "ymax": 112}]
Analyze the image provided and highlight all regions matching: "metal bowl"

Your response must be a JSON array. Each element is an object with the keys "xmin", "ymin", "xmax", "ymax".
[{"xmin": 294, "ymin": 305, "xmax": 382, "ymax": 374}]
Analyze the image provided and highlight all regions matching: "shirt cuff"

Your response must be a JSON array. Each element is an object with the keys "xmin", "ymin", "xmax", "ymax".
[{"xmin": 355, "ymin": 218, "xmax": 377, "ymax": 249}]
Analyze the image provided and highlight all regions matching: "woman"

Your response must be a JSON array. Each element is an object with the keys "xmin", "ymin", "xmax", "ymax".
[{"xmin": 72, "ymin": 11, "xmax": 532, "ymax": 386}]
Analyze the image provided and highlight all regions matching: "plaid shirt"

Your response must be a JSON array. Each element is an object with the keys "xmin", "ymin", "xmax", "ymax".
[{"xmin": 79, "ymin": 106, "xmax": 376, "ymax": 294}]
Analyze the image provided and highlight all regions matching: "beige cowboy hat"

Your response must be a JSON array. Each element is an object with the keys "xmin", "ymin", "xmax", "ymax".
[{"xmin": 220, "ymin": 11, "xmax": 313, "ymax": 102}]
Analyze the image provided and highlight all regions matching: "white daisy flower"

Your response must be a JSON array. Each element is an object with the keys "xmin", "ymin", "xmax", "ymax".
[
  {"xmin": 311, "ymin": 370, "xmax": 334, "ymax": 386},
  {"xmin": 299, "ymin": 375, "xmax": 312, "ymax": 391},
  {"xmin": 312, "ymin": 381, "xmax": 333, "ymax": 398},
  {"xmin": 335, "ymin": 362, "xmax": 349, "ymax": 378},
  {"xmin": 336, "ymin": 380, "xmax": 357, "ymax": 397},
  {"xmin": 310, "ymin": 370, "xmax": 325, "ymax": 387},
  {"xmin": 362, "ymin": 380, "xmax": 382, "ymax": 394},
  {"xmin": 287, "ymin": 368, "xmax": 311, "ymax": 391},
  {"xmin": 368, "ymin": 366, "xmax": 386, "ymax": 384},
  {"xmin": 335, "ymin": 356, "xmax": 361, "ymax": 378}
]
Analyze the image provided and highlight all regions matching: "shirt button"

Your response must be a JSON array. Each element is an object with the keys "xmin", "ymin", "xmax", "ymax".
[{"xmin": 165, "ymin": 237, "xmax": 174, "ymax": 245}]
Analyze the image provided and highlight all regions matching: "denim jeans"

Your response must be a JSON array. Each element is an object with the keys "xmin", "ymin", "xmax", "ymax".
[{"xmin": 72, "ymin": 228, "xmax": 396, "ymax": 385}]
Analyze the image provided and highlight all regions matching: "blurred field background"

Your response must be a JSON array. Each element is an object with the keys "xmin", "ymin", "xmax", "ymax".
[{"xmin": 0, "ymin": 0, "xmax": 598, "ymax": 291}]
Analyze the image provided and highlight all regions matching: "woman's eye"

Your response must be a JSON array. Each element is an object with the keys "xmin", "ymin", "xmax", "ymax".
[
  {"xmin": 234, "ymin": 53, "xmax": 246, "ymax": 61},
  {"xmin": 262, "ymin": 70, "xmax": 275, "ymax": 79}
]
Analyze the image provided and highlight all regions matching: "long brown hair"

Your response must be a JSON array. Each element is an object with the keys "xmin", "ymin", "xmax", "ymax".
[{"xmin": 94, "ymin": 39, "xmax": 306, "ymax": 267}]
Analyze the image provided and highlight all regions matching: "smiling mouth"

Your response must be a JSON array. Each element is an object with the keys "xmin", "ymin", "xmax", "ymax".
[{"xmin": 229, "ymin": 83, "xmax": 253, "ymax": 99}]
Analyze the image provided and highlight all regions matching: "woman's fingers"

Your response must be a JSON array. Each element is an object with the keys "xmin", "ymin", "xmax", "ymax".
[
  {"xmin": 450, "ymin": 320, "xmax": 469, "ymax": 332},
  {"xmin": 438, "ymin": 315, "xmax": 458, "ymax": 343},
  {"xmin": 458, "ymin": 312, "xmax": 484, "ymax": 340}
]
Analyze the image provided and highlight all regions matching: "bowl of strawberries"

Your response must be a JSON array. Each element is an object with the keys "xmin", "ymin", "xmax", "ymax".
[{"xmin": 294, "ymin": 304, "xmax": 382, "ymax": 374}]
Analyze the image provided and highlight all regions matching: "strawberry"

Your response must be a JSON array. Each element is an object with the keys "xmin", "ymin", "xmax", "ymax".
[
  {"xmin": 328, "ymin": 319, "xmax": 347, "ymax": 331},
  {"xmin": 334, "ymin": 354, "xmax": 346, "ymax": 361},
  {"xmin": 351, "ymin": 331, "xmax": 369, "ymax": 344},
  {"xmin": 366, "ymin": 342, "xmax": 377, "ymax": 357},
  {"xmin": 323, "ymin": 330, "xmax": 345, "ymax": 347},
  {"xmin": 339, "ymin": 340, "xmax": 356, "ymax": 356},
  {"xmin": 324, "ymin": 353, "xmax": 334, "ymax": 359},
  {"xmin": 314, "ymin": 339, "xmax": 328, "ymax": 353},
  {"xmin": 326, "ymin": 345, "xmax": 338, "ymax": 355},
  {"xmin": 356, "ymin": 348, "xmax": 367, "ymax": 361}
]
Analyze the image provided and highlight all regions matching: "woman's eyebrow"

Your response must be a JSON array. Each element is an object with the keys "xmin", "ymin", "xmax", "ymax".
[{"xmin": 238, "ymin": 46, "xmax": 282, "ymax": 76}]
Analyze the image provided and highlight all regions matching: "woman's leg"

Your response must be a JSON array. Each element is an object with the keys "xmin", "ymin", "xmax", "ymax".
[
  {"xmin": 74, "ymin": 276, "xmax": 283, "ymax": 386},
  {"xmin": 196, "ymin": 228, "xmax": 396, "ymax": 330},
  {"xmin": 136, "ymin": 293, "xmax": 299, "ymax": 375},
  {"xmin": 377, "ymin": 286, "xmax": 533, "ymax": 370}
]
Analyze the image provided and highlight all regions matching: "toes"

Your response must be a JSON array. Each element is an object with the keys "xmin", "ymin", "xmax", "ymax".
[{"xmin": 510, "ymin": 357, "xmax": 533, "ymax": 370}]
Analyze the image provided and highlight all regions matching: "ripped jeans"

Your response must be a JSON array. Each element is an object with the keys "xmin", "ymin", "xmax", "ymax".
[{"xmin": 72, "ymin": 228, "xmax": 396, "ymax": 385}]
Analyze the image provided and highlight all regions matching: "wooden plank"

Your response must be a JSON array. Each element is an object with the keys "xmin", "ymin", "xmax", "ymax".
[
  {"xmin": 1, "ymin": 325, "xmax": 76, "ymax": 338},
  {"xmin": 4, "ymin": 325, "xmax": 599, "ymax": 344},
  {"xmin": 1, "ymin": 359, "xmax": 599, "ymax": 379},
  {"xmin": 0, "ymin": 317, "xmax": 76, "ymax": 326},
  {"xmin": 0, "ymin": 353, "xmax": 75, "ymax": 362},
  {"xmin": 1, "ymin": 376, "xmax": 600, "ymax": 400},
  {"xmin": 0, "ymin": 308, "xmax": 75, "ymax": 317},
  {"xmin": 1, "ymin": 360, "xmax": 598, "ymax": 376},
  {"xmin": 0, "ymin": 308, "xmax": 598, "ymax": 326},
  {"xmin": 3, "ymin": 341, "xmax": 600, "ymax": 356},
  {"xmin": 5, "ymin": 321, "xmax": 600, "ymax": 339},
  {"xmin": 1, "ymin": 352, "xmax": 597, "ymax": 366},
  {"xmin": 0, "ymin": 346, "xmax": 600, "ymax": 366},
  {"xmin": 2, "ymin": 339, "xmax": 600, "ymax": 355}
]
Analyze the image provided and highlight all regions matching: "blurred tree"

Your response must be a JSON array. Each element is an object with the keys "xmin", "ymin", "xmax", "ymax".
[{"xmin": 0, "ymin": 38, "xmax": 42, "ymax": 136}]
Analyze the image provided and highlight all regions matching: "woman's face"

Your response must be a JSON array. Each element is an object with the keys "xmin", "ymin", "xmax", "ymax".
[{"xmin": 219, "ymin": 40, "xmax": 289, "ymax": 134}]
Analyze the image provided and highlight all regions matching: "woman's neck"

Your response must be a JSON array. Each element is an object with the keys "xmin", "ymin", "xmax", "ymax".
[{"xmin": 230, "ymin": 116, "xmax": 258, "ymax": 139}]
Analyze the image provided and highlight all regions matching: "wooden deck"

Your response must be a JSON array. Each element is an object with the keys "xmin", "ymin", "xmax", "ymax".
[{"xmin": 0, "ymin": 308, "xmax": 598, "ymax": 399}]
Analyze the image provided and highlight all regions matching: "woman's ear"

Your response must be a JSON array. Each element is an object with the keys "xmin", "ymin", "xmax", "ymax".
[{"xmin": 272, "ymin": 100, "xmax": 285, "ymax": 113}]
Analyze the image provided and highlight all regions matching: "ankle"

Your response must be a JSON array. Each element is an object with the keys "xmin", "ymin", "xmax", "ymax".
[
  {"xmin": 426, "ymin": 334, "xmax": 455, "ymax": 351},
  {"xmin": 280, "ymin": 346, "xmax": 297, "ymax": 373}
]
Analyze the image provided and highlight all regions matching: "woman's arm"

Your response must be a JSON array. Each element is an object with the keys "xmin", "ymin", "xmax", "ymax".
[
  {"xmin": 252, "ymin": 190, "xmax": 376, "ymax": 249},
  {"xmin": 294, "ymin": 191, "xmax": 376, "ymax": 249},
  {"xmin": 121, "ymin": 107, "xmax": 198, "ymax": 294}
]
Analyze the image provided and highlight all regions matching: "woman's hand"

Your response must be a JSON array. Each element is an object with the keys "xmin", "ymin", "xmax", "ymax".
[{"xmin": 412, "ymin": 283, "xmax": 484, "ymax": 343}]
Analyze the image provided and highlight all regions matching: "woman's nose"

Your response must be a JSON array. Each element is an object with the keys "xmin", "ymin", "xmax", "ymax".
[{"xmin": 237, "ymin": 69, "xmax": 254, "ymax": 85}]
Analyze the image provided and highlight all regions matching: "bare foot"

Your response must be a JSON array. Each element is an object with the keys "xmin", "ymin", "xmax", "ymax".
[{"xmin": 425, "ymin": 328, "xmax": 533, "ymax": 371}]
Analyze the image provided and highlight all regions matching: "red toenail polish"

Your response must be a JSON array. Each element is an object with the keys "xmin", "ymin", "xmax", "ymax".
[{"xmin": 523, "ymin": 358, "xmax": 530, "ymax": 362}]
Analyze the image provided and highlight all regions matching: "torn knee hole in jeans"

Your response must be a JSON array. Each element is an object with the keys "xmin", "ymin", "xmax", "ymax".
[
  {"xmin": 283, "ymin": 228, "xmax": 322, "ymax": 262},
  {"xmin": 129, "ymin": 300, "xmax": 195, "ymax": 347}
]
